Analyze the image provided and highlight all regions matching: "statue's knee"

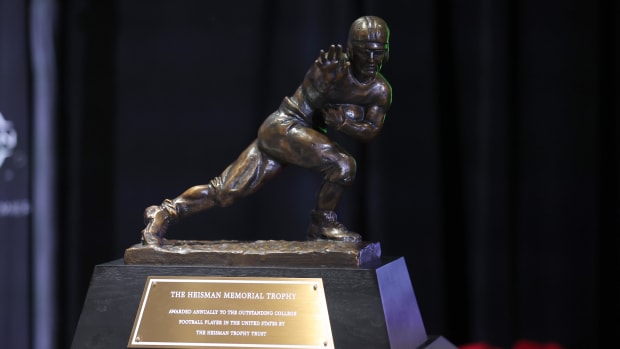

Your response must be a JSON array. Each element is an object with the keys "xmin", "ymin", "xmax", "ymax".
[{"xmin": 325, "ymin": 157, "xmax": 356, "ymax": 185}]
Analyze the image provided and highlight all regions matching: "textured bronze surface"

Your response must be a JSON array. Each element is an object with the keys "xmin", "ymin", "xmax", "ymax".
[{"xmin": 124, "ymin": 240, "xmax": 381, "ymax": 267}]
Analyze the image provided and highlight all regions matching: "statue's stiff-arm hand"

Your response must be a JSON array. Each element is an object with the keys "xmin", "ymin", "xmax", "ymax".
[{"xmin": 314, "ymin": 44, "xmax": 350, "ymax": 88}]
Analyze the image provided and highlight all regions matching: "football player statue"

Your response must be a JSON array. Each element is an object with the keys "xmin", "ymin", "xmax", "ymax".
[{"xmin": 142, "ymin": 16, "xmax": 392, "ymax": 246}]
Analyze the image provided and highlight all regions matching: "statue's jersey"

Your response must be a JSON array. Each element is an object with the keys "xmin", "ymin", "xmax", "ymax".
[{"xmin": 285, "ymin": 61, "xmax": 392, "ymax": 128}]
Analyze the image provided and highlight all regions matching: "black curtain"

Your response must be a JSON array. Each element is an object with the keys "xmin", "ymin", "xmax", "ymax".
[{"xmin": 53, "ymin": 1, "xmax": 618, "ymax": 349}]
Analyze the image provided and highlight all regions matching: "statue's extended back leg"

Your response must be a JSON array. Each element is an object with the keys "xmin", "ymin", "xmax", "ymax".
[{"xmin": 141, "ymin": 140, "xmax": 282, "ymax": 246}]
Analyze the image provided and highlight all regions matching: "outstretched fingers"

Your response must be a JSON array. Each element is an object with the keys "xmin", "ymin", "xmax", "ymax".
[
  {"xmin": 328, "ymin": 44, "xmax": 345, "ymax": 62},
  {"xmin": 316, "ymin": 44, "xmax": 345, "ymax": 66}
]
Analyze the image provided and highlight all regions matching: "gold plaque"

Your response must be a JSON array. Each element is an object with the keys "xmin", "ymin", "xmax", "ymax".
[{"xmin": 128, "ymin": 276, "xmax": 334, "ymax": 348}]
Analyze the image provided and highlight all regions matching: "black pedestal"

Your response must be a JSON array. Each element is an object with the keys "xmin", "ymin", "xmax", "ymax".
[{"xmin": 71, "ymin": 256, "xmax": 456, "ymax": 349}]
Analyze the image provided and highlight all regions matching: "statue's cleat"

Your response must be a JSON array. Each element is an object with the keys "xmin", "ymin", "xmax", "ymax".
[
  {"xmin": 141, "ymin": 228, "xmax": 162, "ymax": 246},
  {"xmin": 308, "ymin": 226, "xmax": 362, "ymax": 242},
  {"xmin": 307, "ymin": 210, "xmax": 362, "ymax": 242},
  {"xmin": 141, "ymin": 205, "xmax": 169, "ymax": 246}
]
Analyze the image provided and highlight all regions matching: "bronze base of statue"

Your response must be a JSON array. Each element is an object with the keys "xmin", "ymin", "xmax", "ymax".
[{"xmin": 123, "ymin": 239, "xmax": 381, "ymax": 267}]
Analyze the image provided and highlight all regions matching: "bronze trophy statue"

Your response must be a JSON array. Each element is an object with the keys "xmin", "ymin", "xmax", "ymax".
[
  {"xmin": 141, "ymin": 16, "xmax": 392, "ymax": 247},
  {"xmin": 77, "ymin": 16, "xmax": 456, "ymax": 349}
]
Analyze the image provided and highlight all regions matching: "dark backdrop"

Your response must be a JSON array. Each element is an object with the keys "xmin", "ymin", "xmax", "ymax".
[{"xmin": 52, "ymin": 0, "xmax": 618, "ymax": 349}]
